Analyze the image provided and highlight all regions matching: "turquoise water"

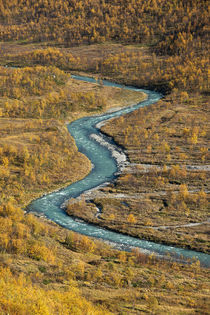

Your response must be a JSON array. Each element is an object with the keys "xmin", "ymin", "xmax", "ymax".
[{"xmin": 27, "ymin": 75, "xmax": 210, "ymax": 267}]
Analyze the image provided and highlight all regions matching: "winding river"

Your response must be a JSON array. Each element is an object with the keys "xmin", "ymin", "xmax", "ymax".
[{"xmin": 27, "ymin": 75, "xmax": 210, "ymax": 267}]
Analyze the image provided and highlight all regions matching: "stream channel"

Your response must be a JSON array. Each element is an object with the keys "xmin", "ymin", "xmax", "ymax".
[{"xmin": 27, "ymin": 75, "xmax": 210, "ymax": 267}]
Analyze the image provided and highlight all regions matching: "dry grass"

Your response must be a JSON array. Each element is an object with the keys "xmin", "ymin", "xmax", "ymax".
[
  {"xmin": 0, "ymin": 61, "xmax": 146, "ymax": 208},
  {"xmin": 0, "ymin": 117, "xmax": 91, "ymax": 206},
  {"xmin": 1, "ymin": 216, "xmax": 209, "ymax": 314},
  {"xmin": 65, "ymin": 92, "xmax": 209, "ymax": 253},
  {"xmin": 0, "ymin": 41, "xmax": 209, "ymax": 314}
]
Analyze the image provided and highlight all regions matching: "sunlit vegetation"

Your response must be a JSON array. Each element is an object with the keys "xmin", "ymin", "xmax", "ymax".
[
  {"xmin": 0, "ymin": 65, "xmax": 100, "ymax": 119},
  {"xmin": 0, "ymin": 267, "xmax": 106, "ymax": 315},
  {"xmin": 0, "ymin": 0, "xmax": 209, "ymax": 313},
  {"xmin": 0, "ymin": 204, "xmax": 209, "ymax": 314},
  {"xmin": 0, "ymin": 63, "xmax": 145, "ymax": 206},
  {"xmin": 0, "ymin": 205, "xmax": 110, "ymax": 314},
  {"xmin": 0, "ymin": 0, "xmax": 208, "ymax": 96},
  {"xmin": 0, "ymin": 0, "xmax": 208, "ymax": 52},
  {"xmin": 83, "ymin": 95, "xmax": 209, "ymax": 253},
  {"xmin": 0, "ymin": 118, "xmax": 92, "ymax": 206},
  {"xmin": 64, "ymin": 90, "xmax": 209, "ymax": 253}
]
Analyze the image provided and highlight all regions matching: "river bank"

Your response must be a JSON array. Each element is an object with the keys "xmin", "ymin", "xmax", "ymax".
[
  {"xmin": 27, "ymin": 75, "xmax": 210, "ymax": 267},
  {"xmin": 65, "ymin": 76, "xmax": 209, "ymax": 255}
]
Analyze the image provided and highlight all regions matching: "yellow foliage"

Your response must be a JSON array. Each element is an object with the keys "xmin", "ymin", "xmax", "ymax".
[
  {"xmin": 127, "ymin": 213, "xmax": 137, "ymax": 224},
  {"xmin": 0, "ymin": 267, "xmax": 107, "ymax": 315},
  {"xmin": 179, "ymin": 184, "xmax": 189, "ymax": 200},
  {"xmin": 27, "ymin": 241, "xmax": 55, "ymax": 264}
]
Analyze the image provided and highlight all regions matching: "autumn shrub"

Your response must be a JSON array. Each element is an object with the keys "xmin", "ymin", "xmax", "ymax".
[
  {"xmin": 65, "ymin": 231, "xmax": 96, "ymax": 254},
  {"xmin": 0, "ymin": 267, "xmax": 107, "ymax": 315},
  {"xmin": 27, "ymin": 240, "xmax": 55, "ymax": 264}
]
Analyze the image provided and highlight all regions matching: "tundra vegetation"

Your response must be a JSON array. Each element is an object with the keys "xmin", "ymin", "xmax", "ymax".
[{"xmin": 0, "ymin": 0, "xmax": 209, "ymax": 314}]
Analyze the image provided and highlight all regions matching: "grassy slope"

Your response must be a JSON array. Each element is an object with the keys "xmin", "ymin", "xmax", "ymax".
[
  {"xmin": 83, "ymin": 96, "xmax": 209, "ymax": 253},
  {"xmin": 0, "ymin": 60, "xmax": 146, "ymax": 207},
  {"xmin": 0, "ymin": 40, "xmax": 209, "ymax": 313},
  {"xmin": 0, "ymin": 0, "xmax": 209, "ymax": 312},
  {"xmin": 1, "ymin": 216, "xmax": 209, "ymax": 315},
  {"xmin": 43, "ymin": 42, "xmax": 209, "ymax": 254}
]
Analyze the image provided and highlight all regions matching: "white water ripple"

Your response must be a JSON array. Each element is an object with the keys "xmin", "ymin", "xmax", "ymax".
[{"xmin": 90, "ymin": 133, "xmax": 127, "ymax": 171}]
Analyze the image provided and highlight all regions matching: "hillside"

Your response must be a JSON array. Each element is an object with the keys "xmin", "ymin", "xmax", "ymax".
[{"xmin": 0, "ymin": 0, "xmax": 209, "ymax": 314}]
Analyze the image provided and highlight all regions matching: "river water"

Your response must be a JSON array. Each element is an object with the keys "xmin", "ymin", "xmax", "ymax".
[{"xmin": 27, "ymin": 75, "xmax": 210, "ymax": 267}]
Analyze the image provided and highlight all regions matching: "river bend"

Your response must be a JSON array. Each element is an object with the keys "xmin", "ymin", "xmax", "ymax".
[{"xmin": 27, "ymin": 75, "xmax": 210, "ymax": 267}]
